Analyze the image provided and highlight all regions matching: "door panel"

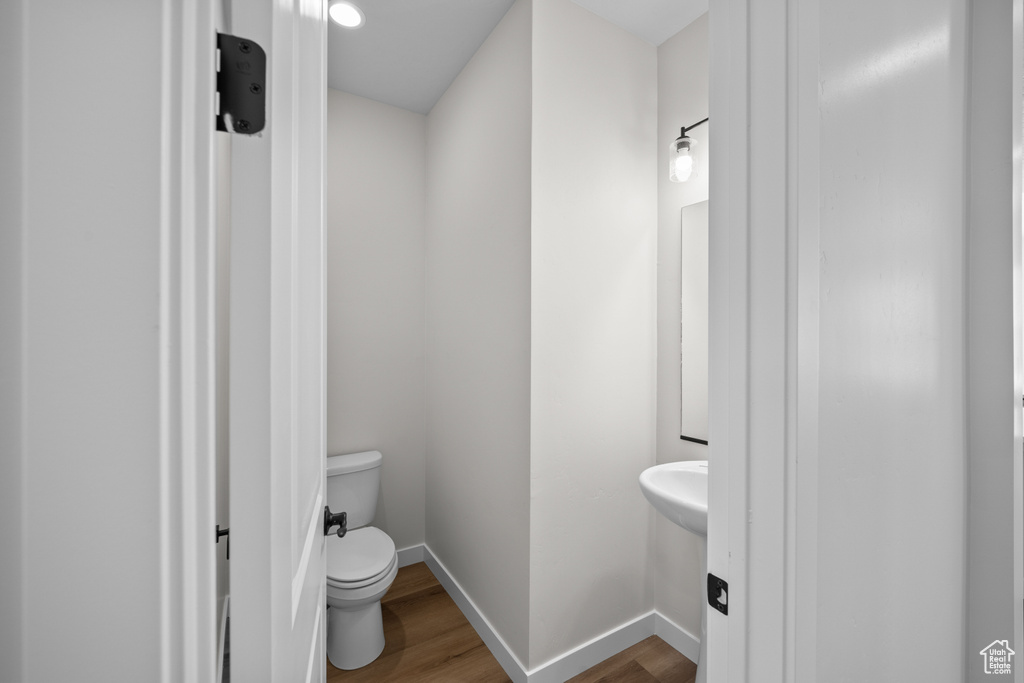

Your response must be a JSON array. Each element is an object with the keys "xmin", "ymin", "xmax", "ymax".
[{"xmin": 228, "ymin": 0, "xmax": 327, "ymax": 681}]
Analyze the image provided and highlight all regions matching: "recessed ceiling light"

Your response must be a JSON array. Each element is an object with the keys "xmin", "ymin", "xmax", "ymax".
[{"xmin": 329, "ymin": 1, "xmax": 365, "ymax": 29}]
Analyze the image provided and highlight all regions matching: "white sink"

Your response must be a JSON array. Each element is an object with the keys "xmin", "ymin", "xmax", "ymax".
[
  {"xmin": 640, "ymin": 460, "xmax": 710, "ymax": 683},
  {"xmin": 639, "ymin": 460, "xmax": 708, "ymax": 537}
]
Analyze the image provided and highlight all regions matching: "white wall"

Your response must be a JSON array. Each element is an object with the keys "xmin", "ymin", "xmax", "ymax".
[
  {"xmin": 529, "ymin": 0, "xmax": 658, "ymax": 669},
  {"xmin": 10, "ymin": 1, "xmax": 166, "ymax": 680},
  {"xmin": 424, "ymin": 0, "xmax": 533, "ymax": 663},
  {"xmin": 654, "ymin": 14, "xmax": 709, "ymax": 638},
  {"xmin": 326, "ymin": 89, "xmax": 427, "ymax": 551},
  {"xmin": 0, "ymin": 0, "xmax": 23, "ymax": 679}
]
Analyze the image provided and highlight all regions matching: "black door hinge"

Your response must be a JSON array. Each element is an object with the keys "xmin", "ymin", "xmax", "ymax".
[
  {"xmin": 708, "ymin": 573, "xmax": 728, "ymax": 615},
  {"xmin": 216, "ymin": 32, "xmax": 266, "ymax": 134}
]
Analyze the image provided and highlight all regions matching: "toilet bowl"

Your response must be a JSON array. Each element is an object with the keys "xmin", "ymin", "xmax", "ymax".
[
  {"xmin": 325, "ymin": 526, "xmax": 398, "ymax": 669},
  {"xmin": 324, "ymin": 450, "xmax": 397, "ymax": 670}
]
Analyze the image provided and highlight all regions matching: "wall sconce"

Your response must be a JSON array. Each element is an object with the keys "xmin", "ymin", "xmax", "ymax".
[{"xmin": 670, "ymin": 117, "xmax": 708, "ymax": 183}]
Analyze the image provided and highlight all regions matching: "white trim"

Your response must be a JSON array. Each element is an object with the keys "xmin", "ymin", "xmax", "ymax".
[
  {"xmin": 654, "ymin": 612, "xmax": 701, "ymax": 664},
  {"xmin": 422, "ymin": 546, "xmax": 530, "ymax": 682},
  {"xmin": 159, "ymin": 1, "xmax": 218, "ymax": 681},
  {"xmin": 158, "ymin": 1, "xmax": 182, "ymax": 679},
  {"xmin": 706, "ymin": 0, "xmax": 752, "ymax": 680},
  {"xmin": 397, "ymin": 544, "xmax": 425, "ymax": 568},
  {"xmin": 525, "ymin": 613, "xmax": 656, "ymax": 683},
  {"xmin": 417, "ymin": 544, "xmax": 700, "ymax": 682}
]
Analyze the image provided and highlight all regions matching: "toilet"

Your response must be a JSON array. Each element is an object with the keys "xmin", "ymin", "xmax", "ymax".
[{"xmin": 325, "ymin": 450, "xmax": 398, "ymax": 670}]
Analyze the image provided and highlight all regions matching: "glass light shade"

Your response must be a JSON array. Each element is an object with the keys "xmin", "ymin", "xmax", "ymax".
[
  {"xmin": 670, "ymin": 136, "xmax": 697, "ymax": 183},
  {"xmin": 329, "ymin": 1, "xmax": 364, "ymax": 28}
]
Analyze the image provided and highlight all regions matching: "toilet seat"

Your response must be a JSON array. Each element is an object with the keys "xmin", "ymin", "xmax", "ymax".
[
  {"xmin": 327, "ymin": 527, "xmax": 396, "ymax": 589},
  {"xmin": 328, "ymin": 554, "xmax": 397, "ymax": 590}
]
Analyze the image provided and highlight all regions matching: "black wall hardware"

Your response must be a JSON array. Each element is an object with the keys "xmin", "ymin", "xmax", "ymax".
[
  {"xmin": 680, "ymin": 434, "xmax": 709, "ymax": 446},
  {"xmin": 216, "ymin": 525, "xmax": 230, "ymax": 560},
  {"xmin": 324, "ymin": 506, "xmax": 348, "ymax": 538},
  {"xmin": 216, "ymin": 33, "xmax": 266, "ymax": 134},
  {"xmin": 681, "ymin": 117, "xmax": 709, "ymax": 135},
  {"xmin": 708, "ymin": 573, "xmax": 728, "ymax": 615}
]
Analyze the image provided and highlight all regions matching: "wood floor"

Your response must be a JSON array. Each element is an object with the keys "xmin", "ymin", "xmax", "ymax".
[
  {"xmin": 326, "ymin": 562, "xmax": 695, "ymax": 683},
  {"xmin": 565, "ymin": 637, "xmax": 696, "ymax": 683},
  {"xmin": 326, "ymin": 562, "xmax": 509, "ymax": 682}
]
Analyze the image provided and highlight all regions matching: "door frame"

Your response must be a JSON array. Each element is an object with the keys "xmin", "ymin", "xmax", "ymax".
[
  {"xmin": 159, "ymin": 0, "xmax": 329, "ymax": 681},
  {"xmin": 706, "ymin": 0, "xmax": 800, "ymax": 679},
  {"xmin": 158, "ymin": 0, "xmax": 220, "ymax": 681}
]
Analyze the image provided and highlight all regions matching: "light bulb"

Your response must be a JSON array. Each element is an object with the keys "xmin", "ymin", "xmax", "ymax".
[
  {"xmin": 329, "ymin": 1, "xmax": 364, "ymax": 28},
  {"xmin": 670, "ymin": 135, "xmax": 696, "ymax": 183},
  {"xmin": 672, "ymin": 152, "xmax": 694, "ymax": 183}
]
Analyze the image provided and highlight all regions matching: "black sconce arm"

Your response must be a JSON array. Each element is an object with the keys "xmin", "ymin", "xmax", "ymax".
[{"xmin": 680, "ymin": 117, "xmax": 709, "ymax": 137}]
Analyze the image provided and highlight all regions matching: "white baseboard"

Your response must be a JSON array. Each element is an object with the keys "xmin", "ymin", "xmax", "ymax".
[
  {"xmin": 396, "ymin": 544, "xmax": 424, "ymax": 568},
  {"xmin": 654, "ymin": 612, "xmax": 701, "ymax": 663},
  {"xmin": 412, "ymin": 543, "xmax": 702, "ymax": 683},
  {"xmin": 422, "ymin": 546, "xmax": 530, "ymax": 682},
  {"xmin": 526, "ymin": 612, "xmax": 656, "ymax": 683}
]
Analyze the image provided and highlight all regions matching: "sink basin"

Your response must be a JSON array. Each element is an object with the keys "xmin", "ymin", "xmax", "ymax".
[
  {"xmin": 639, "ymin": 460, "xmax": 708, "ymax": 537},
  {"xmin": 640, "ymin": 460, "xmax": 710, "ymax": 683}
]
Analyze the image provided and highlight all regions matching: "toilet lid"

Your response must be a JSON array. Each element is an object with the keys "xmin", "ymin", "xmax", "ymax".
[{"xmin": 326, "ymin": 527, "xmax": 396, "ymax": 584}]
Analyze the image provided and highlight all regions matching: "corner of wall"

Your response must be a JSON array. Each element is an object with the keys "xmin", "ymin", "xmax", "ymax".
[
  {"xmin": 424, "ymin": 0, "xmax": 533, "ymax": 665},
  {"xmin": 528, "ymin": 0, "xmax": 658, "ymax": 669},
  {"xmin": 654, "ymin": 11, "xmax": 709, "ymax": 642},
  {"xmin": 325, "ymin": 88, "xmax": 428, "ymax": 552}
]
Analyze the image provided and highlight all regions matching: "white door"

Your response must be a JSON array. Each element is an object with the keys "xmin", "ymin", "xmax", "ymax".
[{"xmin": 227, "ymin": 1, "xmax": 328, "ymax": 681}]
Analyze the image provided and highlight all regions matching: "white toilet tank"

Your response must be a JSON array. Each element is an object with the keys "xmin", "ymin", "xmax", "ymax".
[{"xmin": 326, "ymin": 450, "xmax": 382, "ymax": 530}]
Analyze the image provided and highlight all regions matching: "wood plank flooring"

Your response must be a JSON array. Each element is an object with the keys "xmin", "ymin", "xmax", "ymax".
[
  {"xmin": 326, "ymin": 562, "xmax": 696, "ymax": 682},
  {"xmin": 565, "ymin": 637, "xmax": 696, "ymax": 683},
  {"xmin": 326, "ymin": 562, "xmax": 510, "ymax": 682}
]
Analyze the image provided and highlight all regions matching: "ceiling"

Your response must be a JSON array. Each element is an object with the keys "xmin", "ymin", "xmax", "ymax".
[
  {"xmin": 327, "ymin": 0, "xmax": 708, "ymax": 115},
  {"xmin": 570, "ymin": 0, "xmax": 708, "ymax": 46}
]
